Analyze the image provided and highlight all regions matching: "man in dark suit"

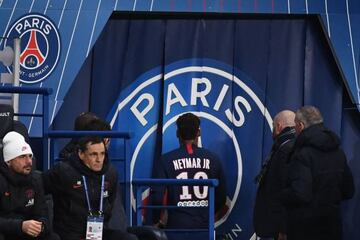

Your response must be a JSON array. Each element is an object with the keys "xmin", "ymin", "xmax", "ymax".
[{"xmin": 254, "ymin": 110, "xmax": 296, "ymax": 240}]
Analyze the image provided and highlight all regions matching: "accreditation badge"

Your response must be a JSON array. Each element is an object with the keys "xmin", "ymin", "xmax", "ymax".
[{"xmin": 86, "ymin": 215, "xmax": 104, "ymax": 240}]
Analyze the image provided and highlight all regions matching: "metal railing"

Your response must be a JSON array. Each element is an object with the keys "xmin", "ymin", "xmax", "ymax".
[
  {"xmin": 47, "ymin": 130, "xmax": 133, "ymax": 223},
  {"xmin": 0, "ymin": 86, "xmax": 133, "ymax": 223},
  {"xmin": 0, "ymin": 86, "xmax": 52, "ymax": 170},
  {"xmin": 132, "ymin": 178, "xmax": 218, "ymax": 240}
]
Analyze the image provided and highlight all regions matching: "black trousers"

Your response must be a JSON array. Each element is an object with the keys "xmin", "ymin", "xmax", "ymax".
[
  {"xmin": 104, "ymin": 229, "xmax": 138, "ymax": 240},
  {"xmin": 0, "ymin": 232, "xmax": 60, "ymax": 240},
  {"xmin": 287, "ymin": 214, "xmax": 342, "ymax": 240}
]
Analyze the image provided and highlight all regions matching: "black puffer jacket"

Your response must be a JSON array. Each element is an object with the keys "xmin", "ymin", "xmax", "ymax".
[
  {"xmin": 58, "ymin": 141, "xmax": 75, "ymax": 160},
  {"xmin": 42, "ymin": 154, "xmax": 118, "ymax": 240},
  {"xmin": 253, "ymin": 127, "xmax": 295, "ymax": 237},
  {"xmin": 0, "ymin": 162, "xmax": 49, "ymax": 237},
  {"xmin": 283, "ymin": 124, "xmax": 354, "ymax": 240}
]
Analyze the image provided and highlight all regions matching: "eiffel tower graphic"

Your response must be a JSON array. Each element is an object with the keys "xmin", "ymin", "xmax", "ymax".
[{"xmin": 20, "ymin": 30, "xmax": 45, "ymax": 67}]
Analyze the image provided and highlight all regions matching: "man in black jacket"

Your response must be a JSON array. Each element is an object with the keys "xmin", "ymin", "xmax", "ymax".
[
  {"xmin": 253, "ymin": 110, "xmax": 296, "ymax": 240},
  {"xmin": 283, "ymin": 106, "xmax": 355, "ymax": 240},
  {"xmin": 0, "ymin": 131, "xmax": 59, "ymax": 240},
  {"xmin": 43, "ymin": 136, "xmax": 137, "ymax": 240}
]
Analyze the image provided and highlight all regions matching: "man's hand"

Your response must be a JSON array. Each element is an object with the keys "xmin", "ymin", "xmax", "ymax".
[
  {"xmin": 154, "ymin": 220, "xmax": 165, "ymax": 229},
  {"xmin": 22, "ymin": 220, "xmax": 43, "ymax": 237}
]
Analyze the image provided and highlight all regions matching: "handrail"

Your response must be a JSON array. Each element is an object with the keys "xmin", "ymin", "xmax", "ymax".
[
  {"xmin": 0, "ymin": 86, "xmax": 52, "ymax": 95},
  {"xmin": 0, "ymin": 86, "xmax": 135, "ymax": 227},
  {"xmin": 132, "ymin": 178, "xmax": 217, "ymax": 240},
  {"xmin": 0, "ymin": 86, "xmax": 52, "ymax": 172},
  {"xmin": 47, "ymin": 130, "xmax": 132, "ymax": 139}
]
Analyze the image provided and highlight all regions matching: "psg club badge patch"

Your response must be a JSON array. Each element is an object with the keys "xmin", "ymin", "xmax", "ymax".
[{"xmin": 4, "ymin": 13, "xmax": 61, "ymax": 84}]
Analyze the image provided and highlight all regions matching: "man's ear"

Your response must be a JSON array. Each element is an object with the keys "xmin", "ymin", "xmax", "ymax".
[
  {"xmin": 78, "ymin": 150, "xmax": 84, "ymax": 160},
  {"xmin": 276, "ymin": 122, "xmax": 282, "ymax": 135},
  {"xmin": 5, "ymin": 160, "xmax": 11, "ymax": 167},
  {"xmin": 299, "ymin": 121, "xmax": 305, "ymax": 132}
]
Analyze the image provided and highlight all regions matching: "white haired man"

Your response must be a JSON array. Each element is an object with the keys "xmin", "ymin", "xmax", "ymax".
[{"xmin": 283, "ymin": 106, "xmax": 354, "ymax": 240}]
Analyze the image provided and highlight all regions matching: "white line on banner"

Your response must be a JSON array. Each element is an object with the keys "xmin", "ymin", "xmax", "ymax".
[
  {"xmin": 51, "ymin": 0, "xmax": 84, "ymax": 124},
  {"xmin": 58, "ymin": 0, "xmax": 67, "ymax": 27},
  {"xmin": 0, "ymin": 0, "xmax": 19, "ymax": 47},
  {"xmin": 287, "ymin": 0, "xmax": 291, "ymax": 14},
  {"xmin": 325, "ymin": 0, "xmax": 331, "ymax": 37},
  {"xmin": 150, "ymin": 0, "xmax": 154, "ymax": 11},
  {"xmin": 86, "ymin": 0, "xmax": 102, "ymax": 57},
  {"xmin": 29, "ymin": 0, "xmax": 35, "ymax": 12},
  {"xmin": 44, "ymin": 0, "xmax": 50, "ymax": 14},
  {"xmin": 345, "ymin": 0, "xmax": 360, "ymax": 96},
  {"xmin": 114, "ymin": 0, "xmax": 118, "ymax": 10},
  {"xmin": 133, "ymin": 0, "xmax": 137, "ymax": 11},
  {"xmin": 28, "ymin": 0, "xmax": 52, "ymax": 133}
]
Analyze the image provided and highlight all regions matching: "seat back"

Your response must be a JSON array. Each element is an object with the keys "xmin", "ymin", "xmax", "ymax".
[
  {"xmin": 0, "ymin": 104, "xmax": 30, "ymax": 163},
  {"xmin": 0, "ymin": 104, "xmax": 14, "ymax": 146},
  {"xmin": 0, "ymin": 104, "xmax": 30, "ymax": 143}
]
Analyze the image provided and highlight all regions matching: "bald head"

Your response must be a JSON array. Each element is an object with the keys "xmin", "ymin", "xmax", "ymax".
[{"xmin": 273, "ymin": 110, "xmax": 295, "ymax": 138}]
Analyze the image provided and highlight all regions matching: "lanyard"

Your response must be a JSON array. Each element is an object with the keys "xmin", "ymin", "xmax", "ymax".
[{"xmin": 82, "ymin": 175, "xmax": 105, "ymax": 216}]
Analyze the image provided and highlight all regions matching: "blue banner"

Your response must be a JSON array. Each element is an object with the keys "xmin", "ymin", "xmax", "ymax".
[{"xmin": 76, "ymin": 17, "xmax": 358, "ymax": 239}]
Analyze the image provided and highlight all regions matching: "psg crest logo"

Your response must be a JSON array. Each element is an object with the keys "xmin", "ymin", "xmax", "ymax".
[
  {"xmin": 109, "ymin": 59, "xmax": 274, "ymax": 237},
  {"xmin": 5, "ymin": 13, "xmax": 61, "ymax": 84}
]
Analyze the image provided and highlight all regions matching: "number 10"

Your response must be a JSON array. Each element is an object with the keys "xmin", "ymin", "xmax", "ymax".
[{"xmin": 176, "ymin": 171, "xmax": 208, "ymax": 200}]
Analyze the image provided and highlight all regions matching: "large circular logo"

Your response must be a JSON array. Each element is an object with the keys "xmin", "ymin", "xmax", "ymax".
[
  {"xmin": 5, "ymin": 13, "xmax": 61, "ymax": 84},
  {"xmin": 108, "ymin": 59, "xmax": 273, "ymax": 238}
]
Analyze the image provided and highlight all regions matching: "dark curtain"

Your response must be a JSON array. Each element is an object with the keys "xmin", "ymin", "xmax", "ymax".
[{"xmin": 55, "ymin": 14, "xmax": 359, "ymax": 240}]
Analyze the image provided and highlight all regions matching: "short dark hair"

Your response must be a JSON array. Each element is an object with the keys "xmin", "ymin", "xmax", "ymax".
[
  {"xmin": 77, "ymin": 136, "xmax": 104, "ymax": 152},
  {"xmin": 176, "ymin": 113, "xmax": 200, "ymax": 140},
  {"xmin": 74, "ymin": 112, "xmax": 98, "ymax": 131},
  {"xmin": 84, "ymin": 118, "xmax": 111, "ymax": 131}
]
